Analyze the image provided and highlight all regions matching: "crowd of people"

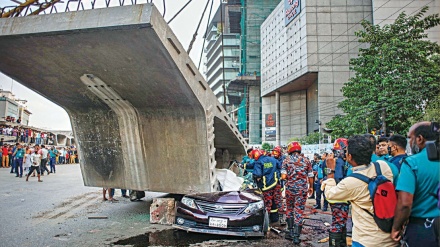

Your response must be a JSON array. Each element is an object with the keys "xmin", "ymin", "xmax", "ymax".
[
  {"xmin": 239, "ymin": 121, "xmax": 439, "ymax": 247},
  {"xmin": 0, "ymin": 124, "xmax": 56, "ymax": 145},
  {"xmin": 1, "ymin": 139, "xmax": 79, "ymax": 182}
]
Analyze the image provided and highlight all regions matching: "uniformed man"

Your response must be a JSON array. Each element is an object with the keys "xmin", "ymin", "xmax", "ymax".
[
  {"xmin": 327, "ymin": 138, "xmax": 350, "ymax": 247},
  {"xmin": 387, "ymin": 134, "xmax": 408, "ymax": 171},
  {"xmin": 281, "ymin": 141, "xmax": 314, "ymax": 244},
  {"xmin": 251, "ymin": 149, "xmax": 282, "ymax": 217},
  {"xmin": 272, "ymin": 146, "xmax": 286, "ymax": 225},
  {"xmin": 391, "ymin": 122, "xmax": 440, "ymax": 246}
]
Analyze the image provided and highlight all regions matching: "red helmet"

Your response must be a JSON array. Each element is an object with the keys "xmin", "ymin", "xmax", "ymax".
[
  {"xmin": 287, "ymin": 141, "xmax": 301, "ymax": 154},
  {"xmin": 272, "ymin": 146, "xmax": 282, "ymax": 158},
  {"xmin": 250, "ymin": 149, "xmax": 264, "ymax": 161},
  {"xmin": 333, "ymin": 138, "xmax": 348, "ymax": 150}
]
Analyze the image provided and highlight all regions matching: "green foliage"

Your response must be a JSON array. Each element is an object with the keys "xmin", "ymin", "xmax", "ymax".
[
  {"xmin": 261, "ymin": 142, "xmax": 273, "ymax": 152},
  {"xmin": 423, "ymin": 93, "xmax": 440, "ymax": 122},
  {"xmin": 327, "ymin": 6, "xmax": 440, "ymax": 136},
  {"xmin": 288, "ymin": 132, "xmax": 325, "ymax": 145}
]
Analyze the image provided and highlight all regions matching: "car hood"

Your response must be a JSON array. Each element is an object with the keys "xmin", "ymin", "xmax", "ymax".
[{"xmin": 186, "ymin": 189, "xmax": 263, "ymax": 204}]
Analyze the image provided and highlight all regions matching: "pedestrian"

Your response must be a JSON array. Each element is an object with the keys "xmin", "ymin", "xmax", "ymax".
[
  {"xmin": 1, "ymin": 143, "xmax": 8, "ymax": 168},
  {"xmin": 48, "ymin": 146, "xmax": 57, "ymax": 173},
  {"xmin": 13, "ymin": 143, "xmax": 25, "ymax": 178},
  {"xmin": 322, "ymin": 135, "xmax": 397, "ymax": 247},
  {"xmin": 313, "ymin": 153, "xmax": 329, "ymax": 211},
  {"xmin": 38, "ymin": 145, "xmax": 50, "ymax": 176},
  {"xmin": 23, "ymin": 146, "xmax": 32, "ymax": 173},
  {"xmin": 281, "ymin": 141, "xmax": 314, "ymax": 244},
  {"xmin": 26, "ymin": 148, "xmax": 42, "ymax": 182},
  {"xmin": 391, "ymin": 122, "xmax": 440, "ymax": 246},
  {"xmin": 102, "ymin": 188, "xmax": 118, "ymax": 202}
]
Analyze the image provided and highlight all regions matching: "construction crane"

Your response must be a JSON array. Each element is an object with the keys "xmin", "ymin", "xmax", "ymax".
[{"xmin": 1, "ymin": 0, "xmax": 61, "ymax": 18}]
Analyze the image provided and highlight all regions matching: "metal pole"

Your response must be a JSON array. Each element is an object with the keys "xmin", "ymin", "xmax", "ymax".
[
  {"xmin": 275, "ymin": 91, "xmax": 280, "ymax": 146},
  {"xmin": 220, "ymin": 0, "xmax": 226, "ymax": 109}
]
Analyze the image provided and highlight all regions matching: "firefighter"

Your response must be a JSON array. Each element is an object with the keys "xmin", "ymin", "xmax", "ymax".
[
  {"xmin": 272, "ymin": 146, "xmax": 286, "ymax": 225},
  {"xmin": 281, "ymin": 142, "xmax": 314, "ymax": 244},
  {"xmin": 325, "ymin": 138, "xmax": 350, "ymax": 247},
  {"xmin": 251, "ymin": 149, "xmax": 282, "ymax": 218}
]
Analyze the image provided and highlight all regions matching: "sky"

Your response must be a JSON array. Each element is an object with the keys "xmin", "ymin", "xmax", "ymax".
[{"xmin": 0, "ymin": 0, "xmax": 220, "ymax": 130}]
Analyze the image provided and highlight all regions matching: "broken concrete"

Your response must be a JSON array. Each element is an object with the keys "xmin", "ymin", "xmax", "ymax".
[
  {"xmin": 0, "ymin": 4, "xmax": 247, "ymax": 193},
  {"xmin": 150, "ymin": 198, "xmax": 175, "ymax": 225}
]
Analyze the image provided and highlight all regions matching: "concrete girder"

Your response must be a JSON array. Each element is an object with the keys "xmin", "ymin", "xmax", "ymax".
[{"xmin": 0, "ymin": 4, "xmax": 247, "ymax": 194}]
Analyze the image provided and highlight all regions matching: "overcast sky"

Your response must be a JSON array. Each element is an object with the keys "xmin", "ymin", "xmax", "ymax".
[{"xmin": 0, "ymin": 0, "xmax": 220, "ymax": 130}]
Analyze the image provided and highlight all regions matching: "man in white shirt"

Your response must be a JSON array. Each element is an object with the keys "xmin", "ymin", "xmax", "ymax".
[
  {"xmin": 26, "ymin": 146, "xmax": 42, "ymax": 182},
  {"xmin": 38, "ymin": 145, "xmax": 50, "ymax": 175}
]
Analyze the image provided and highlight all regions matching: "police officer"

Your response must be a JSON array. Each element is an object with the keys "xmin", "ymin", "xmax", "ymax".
[
  {"xmin": 281, "ymin": 142, "xmax": 314, "ymax": 244},
  {"xmin": 251, "ymin": 149, "xmax": 282, "ymax": 217},
  {"xmin": 387, "ymin": 134, "xmax": 408, "ymax": 171},
  {"xmin": 391, "ymin": 122, "xmax": 440, "ymax": 246}
]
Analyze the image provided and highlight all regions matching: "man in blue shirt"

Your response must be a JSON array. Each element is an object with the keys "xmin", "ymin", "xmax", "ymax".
[
  {"xmin": 313, "ymin": 153, "xmax": 329, "ymax": 211},
  {"xmin": 251, "ymin": 149, "xmax": 281, "ymax": 215},
  {"xmin": 13, "ymin": 143, "xmax": 25, "ymax": 178},
  {"xmin": 377, "ymin": 137, "xmax": 391, "ymax": 161},
  {"xmin": 48, "ymin": 147, "xmax": 57, "ymax": 173},
  {"xmin": 365, "ymin": 134, "xmax": 399, "ymax": 185},
  {"xmin": 391, "ymin": 122, "xmax": 440, "ymax": 246},
  {"xmin": 387, "ymin": 134, "xmax": 408, "ymax": 171}
]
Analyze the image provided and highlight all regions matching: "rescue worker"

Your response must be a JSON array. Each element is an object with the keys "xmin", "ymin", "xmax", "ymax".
[
  {"xmin": 272, "ymin": 146, "xmax": 286, "ymax": 225},
  {"xmin": 281, "ymin": 141, "xmax": 314, "ymax": 244},
  {"xmin": 251, "ymin": 149, "xmax": 282, "ymax": 217},
  {"xmin": 242, "ymin": 148, "xmax": 255, "ymax": 173},
  {"xmin": 326, "ymin": 138, "xmax": 350, "ymax": 247}
]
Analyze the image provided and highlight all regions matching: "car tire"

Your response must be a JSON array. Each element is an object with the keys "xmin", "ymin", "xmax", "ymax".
[{"xmin": 129, "ymin": 190, "xmax": 145, "ymax": 201}]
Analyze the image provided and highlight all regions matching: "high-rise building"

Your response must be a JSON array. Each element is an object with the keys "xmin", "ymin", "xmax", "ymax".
[
  {"xmin": 204, "ymin": 2, "xmax": 241, "ymax": 106},
  {"xmin": 205, "ymin": 0, "xmax": 280, "ymax": 145},
  {"xmin": 261, "ymin": 0, "xmax": 439, "ymax": 145}
]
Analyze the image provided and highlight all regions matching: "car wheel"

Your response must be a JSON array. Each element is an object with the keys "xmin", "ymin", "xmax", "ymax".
[
  {"xmin": 129, "ymin": 190, "xmax": 145, "ymax": 201},
  {"xmin": 262, "ymin": 210, "xmax": 269, "ymax": 235}
]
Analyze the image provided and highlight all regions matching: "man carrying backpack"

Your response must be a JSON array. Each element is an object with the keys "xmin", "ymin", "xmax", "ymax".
[
  {"xmin": 391, "ymin": 122, "xmax": 440, "ymax": 246},
  {"xmin": 322, "ymin": 135, "xmax": 398, "ymax": 247}
]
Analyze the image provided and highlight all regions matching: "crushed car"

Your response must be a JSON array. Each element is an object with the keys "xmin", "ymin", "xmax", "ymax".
[{"xmin": 173, "ymin": 189, "xmax": 269, "ymax": 237}]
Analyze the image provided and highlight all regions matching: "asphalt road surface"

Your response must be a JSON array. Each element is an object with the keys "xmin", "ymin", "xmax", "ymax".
[{"xmin": 0, "ymin": 164, "xmax": 336, "ymax": 247}]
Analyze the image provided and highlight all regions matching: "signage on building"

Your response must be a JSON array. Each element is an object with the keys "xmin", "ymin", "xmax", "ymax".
[
  {"xmin": 285, "ymin": 0, "xmax": 301, "ymax": 26},
  {"xmin": 265, "ymin": 113, "xmax": 276, "ymax": 141}
]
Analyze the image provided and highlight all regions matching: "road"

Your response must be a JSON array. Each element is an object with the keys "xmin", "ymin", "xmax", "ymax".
[{"xmin": 0, "ymin": 164, "xmax": 338, "ymax": 247}]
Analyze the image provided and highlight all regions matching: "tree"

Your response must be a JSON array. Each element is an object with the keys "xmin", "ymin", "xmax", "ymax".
[
  {"xmin": 288, "ymin": 132, "xmax": 325, "ymax": 145},
  {"xmin": 261, "ymin": 142, "xmax": 273, "ymax": 152},
  {"xmin": 327, "ymin": 7, "xmax": 440, "ymax": 137}
]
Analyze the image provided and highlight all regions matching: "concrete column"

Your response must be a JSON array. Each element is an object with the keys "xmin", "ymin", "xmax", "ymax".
[{"xmin": 275, "ymin": 91, "xmax": 280, "ymax": 146}]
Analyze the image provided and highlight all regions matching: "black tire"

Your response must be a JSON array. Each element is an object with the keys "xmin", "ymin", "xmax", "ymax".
[{"xmin": 129, "ymin": 190, "xmax": 145, "ymax": 201}]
